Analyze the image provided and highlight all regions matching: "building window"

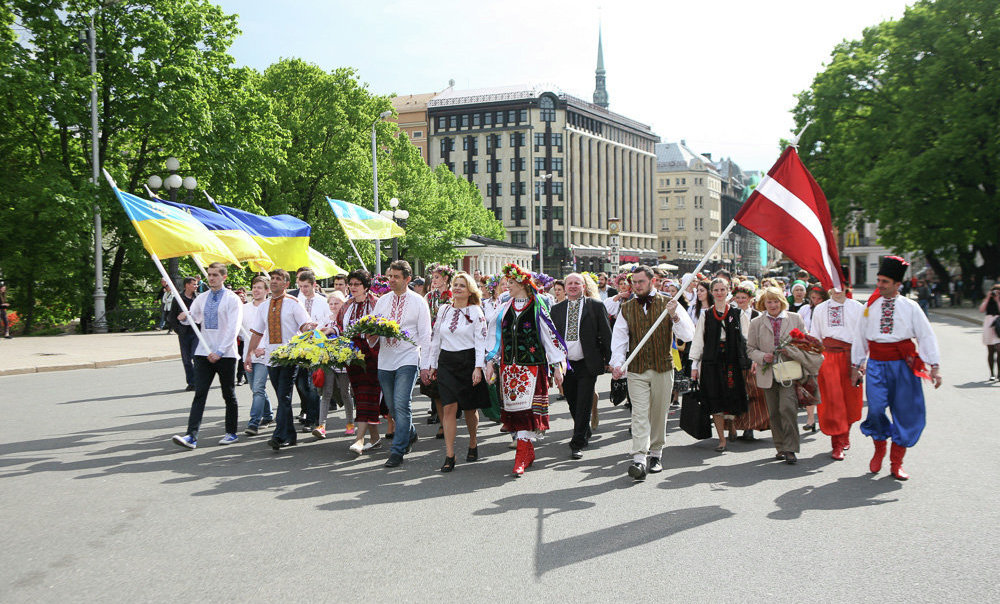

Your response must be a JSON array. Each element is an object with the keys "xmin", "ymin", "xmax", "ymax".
[
  {"xmin": 437, "ymin": 117, "xmax": 445, "ymax": 130},
  {"xmin": 446, "ymin": 162, "xmax": 455, "ymax": 172},
  {"xmin": 484, "ymin": 112, "xmax": 493, "ymax": 126},
  {"xmin": 495, "ymin": 111, "xmax": 504, "ymax": 125},
  {"xmin": 510, "ymin": 157, "xmax": 525, "ymax": 171},
  {"xmin": 694, "ymin": 195, "xmax": 704, "ymax": 209},
  {"xmin": 486, "ymin": 158, "xmax": 501, "ymax": 173},
  {"xmin": 534, "ymin": 157, "xmax": 546, "ymax": 174},
  {"xmin": 486, "ymin": 134, "xmax": 502, "ymax": 151},
  {"xmin": 676, "ymin": 218, "xmax": 685, "ymax": 230},
  {"xmin": 695, "ymin": 240, "xmax": 704, "ymax": 253},
  {"xmin": 540, "ymin": 96, "xmax": 556, "ymax": 122},
  {"xmin": 449, "ymin": 115, "xmax": 457, "ymax": 128},
  {"xmin": 510, "ymin": 132, "xmax": 524, "ymax": 147},
  {"xmin": 666, "ymin": 239, "xmax": 671, "ymax": 252},
  {"xmin": 551, "ymin": 181, "xmax": 564, "ymax": 200},
  {"xmin": 677, "ymin": 196, "xmax": 685, "ymax": 208},
  {"xmin": 553, "ymin": 206, "xmax": 564, "ymax": 224},
  {"xmin": 534, "ymin": 133, "xmax": 545, "ymax": 148},
  {"xmin": 494, "ymin": 208, "xmax": 503, "ymax": 220},
  {"xmin": 486, "ymin": 183, "xmax": 502, "ymax": 196},
  {"xmin": 660, "ymin": 218, "xmax": 670, "ymax": 230},
  {"xmin": 439, "ymin": 138, "xmax": 453, "ymax": 155},
  {"xmin": 510, "ymin": 181, "xmax": 526, "ymax": 195},
  {"xmin": 659, "ymin": 196, "xmax": 668, "ymax": 209},
  {"xmin": 460, "ymin": 114, "xmax": 469, "ymax": 128},
  {"xmin": 552, "ymin": 232, "xmax": 564, "ymax": 246},
  {"xmin": 507, "ymin": 110, "xmax": 516, "ymax": 123},
  {"xmin": 511, "ymin": 232, "xmax": 527, "ymax": 244},
  {"xmin": 551, "ymin": 157, "xmax": 563, "ymax": 176},
  {"xmin": 411, "ymin": 130, "xmax": 423, "ymax": 139},
  {"xmin": 462, "ymin": 160, "xmax": 478, "ymax": 174},
  {"xmin": 510, "ymin": 206, "xmax": 525, "ymax": 220},
  {"xmin": 473, "ymin": 113, "xmax": 481, "ymax": 127},
  {"xmin": 519, "ymin": 109, "xmax": 527, "ymax": 122},
  {"xmin": 678, "ymin": 238, "xmax": 687, "ymax": 251},
  {"xmin": 462, "ymin": 136, "xmax": 478, "ymax": 153},
  {"xmin": 551, "ymin": 133, "xmax": 563, "ymax": 150}
]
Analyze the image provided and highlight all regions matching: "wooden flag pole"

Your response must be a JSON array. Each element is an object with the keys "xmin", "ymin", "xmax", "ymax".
[{"xmin": 621, "ymin": 219, "xmax": 738, "ymax": 370}]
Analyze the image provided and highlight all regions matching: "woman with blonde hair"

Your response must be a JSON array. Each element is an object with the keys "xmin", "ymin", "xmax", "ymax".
[{"xmin": 423, "ymin": 272, "xmax": 490, "ymax": 471}]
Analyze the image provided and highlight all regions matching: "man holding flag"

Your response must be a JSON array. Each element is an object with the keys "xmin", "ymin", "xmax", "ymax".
[{"xmin": 851, "ymin": 257, "xmax": 942, "ymax": 480}]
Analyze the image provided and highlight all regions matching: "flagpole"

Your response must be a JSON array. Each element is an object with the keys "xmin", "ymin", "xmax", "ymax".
[
  {"xmin": 622, "ymin": 219, "xmax": 738, "ymax": 369},
  {"xmin": 147, "ymin": 187, "xmax": 209, "ymax": 279},
  {"xmin": 149, "ymin": 253, "xmax": 212, "ymax": 352},
  {"xmin": 345, "ymin": 238, "xmax": 368, "ymax": 273}
]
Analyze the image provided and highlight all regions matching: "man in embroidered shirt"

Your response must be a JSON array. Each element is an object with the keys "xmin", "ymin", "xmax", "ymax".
[
  {"xmin": 551, "ymin": 273, "xmax": 612, "ymax": 459},
  {"xmin": 610, "ymin": 266, "xmax": 695, "ymax": 481},
  {"xmin": 851, "ymin": 256, "xmax": 942, "ymax": 480},
  {"xmin": 369, "ymin": 260, "xmax": 432, "ymax": 468},
  {"xmin": 171, "ymin": 263, "xmax": 244, "ymax": 449},
  {"xmin": 295, "ymin": 270, "xmax": 330, "ymax": 431},
  {"xmin": 244, "ymin": 269, "xmax": 316, "ymax": 450}
]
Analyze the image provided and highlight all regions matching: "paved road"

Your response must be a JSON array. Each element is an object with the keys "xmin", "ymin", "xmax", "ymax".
[{"xmin": 2, "ymin": 314, "xmax": 997, "ymax": 602}]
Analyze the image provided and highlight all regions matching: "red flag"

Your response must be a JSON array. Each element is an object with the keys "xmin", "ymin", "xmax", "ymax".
[{"xmin": 735, "ymin": 147, "xmax": 846, "ymax": 290}]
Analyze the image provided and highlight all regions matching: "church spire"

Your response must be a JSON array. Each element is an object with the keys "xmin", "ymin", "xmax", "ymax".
[{"xmin": 593, "ymin": 25, "xmax": 609, "ymax": 109}]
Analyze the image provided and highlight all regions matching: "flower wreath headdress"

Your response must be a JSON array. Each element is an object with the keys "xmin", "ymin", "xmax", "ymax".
[
  {"xmin": 433, "ymin": 264, "xmax": 455, "ymax": 281},
  {"xmin": 501, "ymin": 263, "xmax": 538, "ymax": 294}
]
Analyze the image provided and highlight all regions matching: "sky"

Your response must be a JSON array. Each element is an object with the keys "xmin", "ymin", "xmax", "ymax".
[{"xmin": 218, "ymin": 0, "xmax": 915, "ymax": 171}]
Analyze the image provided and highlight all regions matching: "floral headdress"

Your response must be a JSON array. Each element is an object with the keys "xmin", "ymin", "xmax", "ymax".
[
  {"xmin": 485, "ymin": 274, "xmax": 501, "ymax": 293},
  {"xmin": 501, "ymin": 263, "xmax": 538, "ymax": 294},
  {"xmin": 532, "ymin": 272, "xmax": 554, "ymax": 289},
  {"xmin": 432, "ymin": 264, "xmax": 455, "ymax": 281},
  {"xmin": 370, "ymin": 274, "xmax": 390, "ymax": 296}
]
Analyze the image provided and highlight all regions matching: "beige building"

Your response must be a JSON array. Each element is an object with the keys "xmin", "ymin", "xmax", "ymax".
[
  {"xmin": 390, "ymin": 92, "xmax": 436, "ymax": 163},
  {"xmin": 655, "ymin": 141, "xmax": 725, "ymax": 272}
]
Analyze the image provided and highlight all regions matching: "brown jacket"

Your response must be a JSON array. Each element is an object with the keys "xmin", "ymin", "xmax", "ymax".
[{"xmin": 746, "ymin": 310, "xmax": 816, "ymax": 389}]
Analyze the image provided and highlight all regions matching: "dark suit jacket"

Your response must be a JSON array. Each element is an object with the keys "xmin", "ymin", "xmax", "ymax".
[{"xmin": 551, "ymin": 297, "xmax": 613, "ymax": 376}]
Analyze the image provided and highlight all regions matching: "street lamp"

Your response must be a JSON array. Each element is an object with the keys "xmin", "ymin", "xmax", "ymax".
[
  {"xmin": 379, "ymin": 197, "xmax": 409, "ymax": 262},
  {"xmin": 147, "ymin": 157, "xmax": 197, "ymax": 285},
  {"xmin": 534, "ymin": 172, "xmax": 553, "ymax": 274},
  {"xmin": 371, "ymin": 109, "xmax": 393, "ymax": 274},
  {"xmin": 85, "ymin": 0, "xmax": 125, "ymax": 333}
]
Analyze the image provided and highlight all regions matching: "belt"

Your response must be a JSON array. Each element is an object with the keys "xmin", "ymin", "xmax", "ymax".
[{"xmin": 867, "ymin": 340, "xmax": 929, "ymax": 379}]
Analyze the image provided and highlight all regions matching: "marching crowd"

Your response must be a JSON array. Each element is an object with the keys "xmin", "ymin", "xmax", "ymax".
[{"xmin": 165, "ymin": 255, "xmax": 944, "ymax": 482}]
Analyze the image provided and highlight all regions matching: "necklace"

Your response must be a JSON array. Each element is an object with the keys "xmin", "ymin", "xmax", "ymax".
[
  {"xmin": 711, "ymin": 305, "xmax": 729, "ymax": 321},
  {"xmin": 512, "ymin": 297, "xmax": 530, "ymax": 313}
]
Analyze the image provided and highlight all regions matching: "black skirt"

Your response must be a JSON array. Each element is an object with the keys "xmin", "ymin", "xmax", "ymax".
[
  {"xmin": 699, "ymin": 342, "xmax": 748, "ymax": 416},
  {"xmin": 437, "ymin": 348, "xmax": 490, "ymax": 410}
]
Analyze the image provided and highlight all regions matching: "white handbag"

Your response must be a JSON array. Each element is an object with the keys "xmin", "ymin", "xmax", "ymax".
[{"xmin": 773, "ymin": 358, "xmax": 804, "ymax": 386}]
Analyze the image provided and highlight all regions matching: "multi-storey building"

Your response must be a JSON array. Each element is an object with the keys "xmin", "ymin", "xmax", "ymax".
[
  {"xmin": 390, "ymin": 92, "xmax": 437, "ymax": 163},
  {"xmin": 423, "ymin": 33, "xmax": 659, "ymax": 274}
]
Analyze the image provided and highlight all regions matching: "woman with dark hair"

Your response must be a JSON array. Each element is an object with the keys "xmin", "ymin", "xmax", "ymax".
[
  {"xmin": 687, "ymin": 280, "xmax": 712, "ymax": 326},
  {"xmin": 337, "ymin": 269, "xmax": 389, "ymax": 455},
  {"xmin": 690, "ymin": 278, "xmax": 749, "ymax": 452},
  {"xmin": 484, "ymin": 263, "xmax": 567, "ymax": 476},
  {"xmin": 979, "ymin": 283, "xmax": 1000, "ymax": 381},
  {"xmin": 423, "ymin": 264, "xmax": 454, "ymax": 433}
]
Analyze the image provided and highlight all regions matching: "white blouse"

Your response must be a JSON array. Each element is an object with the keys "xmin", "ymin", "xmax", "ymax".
[
  {"xmin": 424, "ymin": 304, "xmax": 488, "ymax": 370},
  {"xmin": 851, "ymin": 294, "xmax": 941, "ymax": 366},
  {"xmin": 809, "ymin": 298, "xmax": 863, "ymax": 343}
]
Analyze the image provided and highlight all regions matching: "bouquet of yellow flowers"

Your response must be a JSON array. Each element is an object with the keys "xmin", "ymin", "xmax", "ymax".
[
  {"xmin": 270, "ymin": 329, "xmax": 365, "ymax": 370},
  {"xmin": 343, "ymin": 315, "xmax": 415, "ymax": 344}
]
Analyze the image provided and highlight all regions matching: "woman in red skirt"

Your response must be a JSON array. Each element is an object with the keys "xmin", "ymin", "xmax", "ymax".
[
  {"xmin": 484, "ymin": 264, "xmax": 567, "ymax": 477},
  {"xmin": 732, "ymin": 282, "xmax": 770, "ymax": 440}
]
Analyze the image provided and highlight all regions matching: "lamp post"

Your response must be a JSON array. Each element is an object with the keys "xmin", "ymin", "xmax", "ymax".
[
  {"xmin": 84, "ymin": 0, "xmax": 124, "ymax": 333},
  {"xmin": 379, "ymin": 197, "xmax": 410, "ymax": 262},
  {"xmin": 534, "ymin": 172, "xmax": 553, "ymax": 274},
  {"xmin": 147, "ymin": 157, "xmax": 197, "ymax": 286},
  {"xmin": 371, "ymin": 109, "xmax": 393, "ymax": 274}
]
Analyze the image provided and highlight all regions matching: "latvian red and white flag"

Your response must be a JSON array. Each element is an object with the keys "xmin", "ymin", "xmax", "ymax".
[{"xmin": 735, "ymin": 146, "xmax": 846, "ymax": 290}]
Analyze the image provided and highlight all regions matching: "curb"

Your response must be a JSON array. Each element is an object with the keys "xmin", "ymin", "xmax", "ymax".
[
  {"xmin": 0, "ymin": 353, "xmax": 181, "ymax": 377},
  {"xmin": 930, "ymin": 309, "xmax": 981, "ymax": 326}
]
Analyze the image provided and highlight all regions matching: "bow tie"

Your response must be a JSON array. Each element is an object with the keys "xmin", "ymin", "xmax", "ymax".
[{"xmin": 635, "ymin": 294, "xmax": 653, "ymax": 309}]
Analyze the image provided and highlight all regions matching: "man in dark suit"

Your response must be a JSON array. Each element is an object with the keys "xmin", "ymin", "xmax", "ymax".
[{"xmin": 551, "ymin": 273, "xmax": 613, "ymax": 459}]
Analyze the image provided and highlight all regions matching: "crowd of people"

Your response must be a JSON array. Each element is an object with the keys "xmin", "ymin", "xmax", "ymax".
[{"xmin": 165, "ymin": 255, "xmax": 945, "ymax": 483}]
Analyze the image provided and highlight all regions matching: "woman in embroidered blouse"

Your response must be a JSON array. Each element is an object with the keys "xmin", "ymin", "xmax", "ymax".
[
  {"xmin": 423, "ymin": 273, "xmax": 490, "ymax": 472},
  {"xmin": 690, "ymin": 278, "xmax": 750, "ymax": 452},
  {"xmin": 730, "ymin": 281, "xmax": 769, "ymax": 441},
  {"xmin": 485, "ymin": 264, "xmax": 567, "ymax": 477},
  {"xmin": 337, "ymin": 270, "xmax": 389, "ymax": 455}
]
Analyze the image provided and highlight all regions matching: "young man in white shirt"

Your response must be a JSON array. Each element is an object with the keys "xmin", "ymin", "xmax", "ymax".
[
  {"xmin": 369, "ymin": 260, "xmax": 432, "ymax": 468},
  {"xmin": 171, "ymin": 262, "xmax": 244, "ymax": 449},
  {"xmin": 244, "ymin": 269, "xmax": 316, "ymax": 450},
  {"xmin": 295, "ymin": 270, "xmax": 330, "ymax": 431}
]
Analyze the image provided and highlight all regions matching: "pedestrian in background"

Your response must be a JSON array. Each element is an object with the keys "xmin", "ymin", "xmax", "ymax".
[
  {"xmin": 979, "ymin": 284, "xmax": 1000, "ymax": 381},
  {"xmin": 0, "ymin": 282, "xmax": 11, "ymax": 339},
  {"xmin": 168, "ymin": 277, "xmax": 199, "ymax": 391},
  {"xmin": 242, "ymin": 276, "xmax": 273, "ymax": 436}
]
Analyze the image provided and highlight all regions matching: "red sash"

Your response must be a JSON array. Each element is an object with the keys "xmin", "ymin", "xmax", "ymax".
[
  {"xmin": 821, "ymin": 338, "xmax": 852, "ymax": 353},
  {"xmin": 868, "ymin": 340, "xmax": 930, "ymax": 380}
]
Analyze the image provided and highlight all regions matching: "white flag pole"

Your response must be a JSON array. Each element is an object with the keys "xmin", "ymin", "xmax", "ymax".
[
  {"xmin": 622, "ymin": 219, "xmax": 738, "ymax": 369},
  {"xmin": 345, "ymin": 237, "xmax": 368, "ymax": 273}
]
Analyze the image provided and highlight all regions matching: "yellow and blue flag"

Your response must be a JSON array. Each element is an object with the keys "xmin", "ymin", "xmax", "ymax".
[
  {"xmin": 326, "ymin": 197, "xmax": 405, "ymax": 240},
  {"xmin": 112, "ymin": 187, "xmax": 241, "ymax": 265},
  {"xmin": 154, "ymin": 197, "xmax": 275, "ymax": 270},
  {"xmin": 212, "ymin": 202, "xmax": 345, "ymax": 278}
]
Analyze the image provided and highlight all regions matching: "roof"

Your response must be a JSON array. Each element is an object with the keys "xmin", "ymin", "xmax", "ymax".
[
  {"xmin": 655, "ymin": 141, "xmax": 718, "ymax": 173},
  {"xmin": 457, "ymin": 234, "xmax": 537, "ymax": 253},
  {"xmin": 390, "ymin": 92, "xmax": 438, "ymax": 111}
]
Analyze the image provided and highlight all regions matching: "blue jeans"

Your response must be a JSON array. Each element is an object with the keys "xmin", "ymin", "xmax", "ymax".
[
  {"xmin": 268, "ymin": 365, "xmax": 297, "ymax": 444},
  {"xmin": 247, "ymin": 362, "xmax": 272, "ymax": 428},
  {"xmin": 295, "ymin": 366, "xmax": 320, "ymax": 425},
  {"xmin": 178, "ymin": 331, "xmax": 198, "ymax": 387},
  {"xmin": 917, "ymin": 299, "xmax": 930, "ymax": 316},
  {"xmin": 378, "ymin": 365, "xmax": 419, "ymax": 457}
]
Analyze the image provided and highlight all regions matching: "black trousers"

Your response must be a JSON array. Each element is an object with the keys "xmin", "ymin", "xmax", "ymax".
[
  {"xmin": 295, "ymin": 366, "xmax": 320, "ymax": 424},
  {"xmin": 186, "ymin": 356, "xmax": 238, "ymax": 440},
  {"xmin": 269, "ymin": 365, "xmax": 297, "ymax": 444},
  {"xmin": 564, "ymin": 366, "xmax": 597, "ymax": 450}
]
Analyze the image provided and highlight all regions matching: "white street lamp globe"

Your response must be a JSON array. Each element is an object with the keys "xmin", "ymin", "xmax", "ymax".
[
  {"xmin": 147, "ymin": 175, "xmax": 162, "ymax": 190},
  {"xmin": 389, "ymin": 197, "xmax": 399, "ymax": 208},
  {"xmin": 165, "ymin": 174, "xmax": 183, "ymax": 189},
  {"xmin": 396, "ymin": 209, "xmax": 409, "ymax": 220},
  {"xmin": 165, "ymin": 157, "xmax": 180, "ymax": 172},
  {"xmin": 379, "ymin": 210, "xmax": 394, "ymax": 220},
  {"xmin": 182, "ymin": 176, "xmax": 197, "ymax": 190}
]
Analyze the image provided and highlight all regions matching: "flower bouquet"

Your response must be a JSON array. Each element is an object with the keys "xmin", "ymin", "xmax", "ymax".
[
  {"xmin": 270, "ymin": 329, "xmax": 365, "ymax": 371},
  {"xmin": 342, "ymin": 315, "xmax": 415, "ymax": 345},
  {"xmin": 370, "ymin": 274, "xmax": 390, "ymax": 296}
]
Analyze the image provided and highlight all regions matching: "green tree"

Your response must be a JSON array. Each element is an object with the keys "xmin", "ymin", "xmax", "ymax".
[{"xmin": 793, "ymin": 0, "xmax": 1000, "ymax": 293}]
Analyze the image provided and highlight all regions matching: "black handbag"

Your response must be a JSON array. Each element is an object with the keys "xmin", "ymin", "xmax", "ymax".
[
  {"xmin": 680, "ymin": 385, "xmax": 713, "ymax": 440},
  {"xmin": 992, "ymin": 316, "xmax": 1000, "ymax": 338},
  {"xmin": 610, "ymin": 377, "xmax": 629, "ymax": 406}
]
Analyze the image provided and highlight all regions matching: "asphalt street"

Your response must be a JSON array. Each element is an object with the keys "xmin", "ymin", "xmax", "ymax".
[{"xmin": 2, "ymin": 313, "xmax": 997, "ymax": 602}]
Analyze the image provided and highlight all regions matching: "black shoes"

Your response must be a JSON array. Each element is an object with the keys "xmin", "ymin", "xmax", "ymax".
[
  {"xmin": 267, "ymin": 437, "xmax": 295, "ymax": 451},
  {"xmin": 384, "ymin": 453, "xmax": 403, "ymax": 468},
  {"xmin": 628, "ymin": 462, "xmax": 647, "ymax": 481},
  {"xmin": 440, "ymin": 456, "xmax": 456, "ymax": 473},
  {"xmin": 570, "ymin": 449, "xmax": 583, "ymax": 460},
  {"xmin": 185, "ymin": 384, "xmax": 195, "ymax": 391},
  {"xmin": 648, "ymin": 457, "xmax": 662, "ymax": 473},
  {"xmin": 803, "ymin": 423, "xmax": 817, "ymax": 433},
  {"xmin": 739, "ymin": 430, "xmax": 757, "ymax": 441},
  {"xmin": 466, "ymin": 447, "xmax": 479, "ymax": 462},
  {"xmin": 785, "ymin": 452, "xmax": 798, "ymax": 465}
]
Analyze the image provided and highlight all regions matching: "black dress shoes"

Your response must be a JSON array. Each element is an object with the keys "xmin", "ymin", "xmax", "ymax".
[
  {"xmin": 384, "ymin": 453, "xmax": 403, "ymax": 467},
  {"xmin": 648, "ymin": 457, "xmax": 662, "ymax": 473},
  {"xmin": 628, "ymin": 462, "xmax": 647, "ymax": 481}
]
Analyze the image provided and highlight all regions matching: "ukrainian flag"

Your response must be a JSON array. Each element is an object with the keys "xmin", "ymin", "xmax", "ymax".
[
  {"xmin": 113, "ymin": 187, "xmax": 241, "ymax": 265},
  {"xmin": 212, "ymin": 202, "xmax": 346, "ymax": 278},
  {"xmin": 326, "ymin": 197, "xmax": 405, "ymax": 240},
  {"xmin": 155, "ymin": 197, "xmax": 275, "ymax": 270}
]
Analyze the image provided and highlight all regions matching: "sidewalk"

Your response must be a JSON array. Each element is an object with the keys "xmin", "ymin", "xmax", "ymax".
[
  {"xmin": 0, "ymin": 331, "xmax": 180, "ymax": 376},
  {"xmin": 853, "ymin": 288, "xmax": 983, "ymax": 325}
]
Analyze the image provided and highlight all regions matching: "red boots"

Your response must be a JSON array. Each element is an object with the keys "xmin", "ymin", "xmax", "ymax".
[
  {"xmin": 512, "ymin": 439, "xmax": 535, "ymax": 476},
  {"xmin": 890, "ymin": 442, "xmax": 910, "ymax": 480},
  {"xmin": 869, "ymin": 439, "xmax": 887, "ymax": 473},
  {"xmin": 831, "ymin": 434, "xmax": 845, "ymax": 461}
]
